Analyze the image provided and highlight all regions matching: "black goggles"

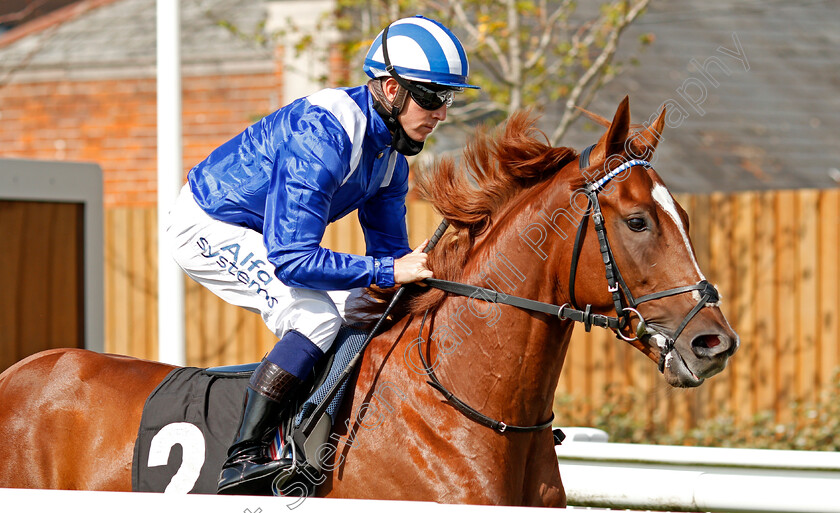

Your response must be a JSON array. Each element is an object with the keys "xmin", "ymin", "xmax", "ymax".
[{"xmin": 407, "ymin": 82, "xmax": 457, "ymax": 110}]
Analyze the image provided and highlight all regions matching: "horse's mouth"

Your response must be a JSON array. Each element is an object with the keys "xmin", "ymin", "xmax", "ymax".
[
  {"xmin": 663, "ymin": 349, "xmax": 704, "ymax": 388},
  {"xmin": 641, "ymin": 333, "xmax": 705, "ymax": 388}
]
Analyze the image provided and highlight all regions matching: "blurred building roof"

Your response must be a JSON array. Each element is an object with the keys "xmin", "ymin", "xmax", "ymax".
[
  {"xmin": 559, "ymin": 0, "xmax": 840, "ymax": 192},
  {"xmin": 0, "ymin": 0, "xmax": 273, "ymax": 81},
  {"xmin": 1, "ymin": 0, "xmax": 837, "ymax": 192},
  {"xmin": 0, "ymin": 0, "xmax": 79, "ymax": 33}
]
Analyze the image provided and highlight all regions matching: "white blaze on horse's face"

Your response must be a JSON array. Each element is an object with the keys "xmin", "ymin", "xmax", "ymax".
[{"xmin": 650, "ymin": 183, "xmax": 706, "ymax": 281}]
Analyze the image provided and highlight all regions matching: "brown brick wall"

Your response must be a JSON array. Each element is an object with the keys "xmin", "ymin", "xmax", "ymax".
[
  {"xmin": 0, "ymin": 71, "xmax": 281, "ymax": 206},
  {"xmin": 328, "ymin": 42, "xmax": 352, "ymax": 87}
]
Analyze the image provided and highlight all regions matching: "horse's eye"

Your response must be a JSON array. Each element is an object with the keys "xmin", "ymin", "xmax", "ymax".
[{"xmin": 627, "ymin": 217, "xmax": 647, "ymax": 232}]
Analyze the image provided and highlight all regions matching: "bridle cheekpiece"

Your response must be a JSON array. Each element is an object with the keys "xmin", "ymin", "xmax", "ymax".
[{"xmin": 571, "ymin": 144, "xmax": 721, "ymax": 371}]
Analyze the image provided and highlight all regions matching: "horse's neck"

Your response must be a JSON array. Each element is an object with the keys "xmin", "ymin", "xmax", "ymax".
[{"xmin": 429, "ymin": 302, "xmax": 572, "ymax": 429}]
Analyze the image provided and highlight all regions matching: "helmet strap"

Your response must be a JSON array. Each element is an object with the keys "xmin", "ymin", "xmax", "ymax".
[
  {"xmin": 379, "ymin": 23, "xmax": 435, "ymax": 110},
  {"xmin": 392, "ymin": 86, "xmax": 409, "ymax": 118},
  {"xmin": 368, "ymin": 78, "xmax": 424, "ymax": 156},
  {"xmin": 368, "ymin": 23, "xmax": 428, "ymax": 156}
]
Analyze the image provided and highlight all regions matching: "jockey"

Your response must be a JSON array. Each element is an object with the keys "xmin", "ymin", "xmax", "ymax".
[{"xmin": 166, "ymin": 15, "xmax": 478, "ymax": 495}]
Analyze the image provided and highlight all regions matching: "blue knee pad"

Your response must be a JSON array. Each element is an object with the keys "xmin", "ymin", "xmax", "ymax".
[{"xmin": 266, "ymin": 330, "xmax": 325, "ymax": 381}]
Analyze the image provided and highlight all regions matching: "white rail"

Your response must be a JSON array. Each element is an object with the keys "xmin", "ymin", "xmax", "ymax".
[
  {"xmin": 0, "ymin": 488, "xmax": 636, "ymax": 512},
  {"xmin": 557, "ymin": 436, "xmax": 840, "ymax": 513}
]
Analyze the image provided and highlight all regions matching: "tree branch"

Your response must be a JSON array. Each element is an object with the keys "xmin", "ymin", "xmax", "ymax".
[
  {"xmin": 448, "ymin": 99, "xmax": 507, "ymax": 123},
  {"xmin": 549, "ymin": 0, "xmax": 650, "ymax": 145},
  {"xmin": 474, "ymin": 52, "xmax": 510, "ymax": 85},
  {"xmin": 523, "ymin": 0, "xmax": 572, "ymax": 69},
  {"xmin": 506, "ymin": 0, "xmax": 522, "ymax": 112},
  {"xmin": 0, "ymin": 23, "xmax": 61, "ymax": 89},
  {"xmin": 448, "ymin": 0, "xmax": 510, "ymax": 78}
]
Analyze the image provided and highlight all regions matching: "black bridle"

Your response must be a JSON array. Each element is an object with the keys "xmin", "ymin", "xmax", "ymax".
[
  {"xmin": 570, "ymin": 145, "xmax": 720, "ymax": 370},
  {"xmin": 418, "ymin": 145, "xmax": 721, "ymax": 432}
]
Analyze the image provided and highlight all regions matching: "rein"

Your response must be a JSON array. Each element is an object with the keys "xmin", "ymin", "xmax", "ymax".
[{"xmin": 422, "ymin": 278, "xmax": 622, "ymax": 331}]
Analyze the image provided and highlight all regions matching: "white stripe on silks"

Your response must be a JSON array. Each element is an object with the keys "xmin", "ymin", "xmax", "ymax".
[
  {"xmin": 306, "ymin": 89, "xmax": 366, "ymax": 184},
  {"xmin": 380, "ymin": 151, "xmax": 398, "ymax": 188},
  {"xmin": 651, "ymin": 183, "xmax": 706, "ymax": 280},
  {"xmin": 404, "ymin": 16, "xmax": 465, "ymax": 75}
]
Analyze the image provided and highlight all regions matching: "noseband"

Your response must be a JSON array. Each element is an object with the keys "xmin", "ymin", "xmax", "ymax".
[{"xmin": 571, "ymin": 145, "xmax": 720, "ymax": 371}]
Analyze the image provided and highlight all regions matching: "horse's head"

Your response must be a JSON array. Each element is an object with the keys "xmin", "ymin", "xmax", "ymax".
[
  {"xmin": 563, "ymin": 96, "xmax": 739, "ymax": 388},
  {"xmin": 412, "ymin": 98, "xmax": 737, "ymax": 389}
]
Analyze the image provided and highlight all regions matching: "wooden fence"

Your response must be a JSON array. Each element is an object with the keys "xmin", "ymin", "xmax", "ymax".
[
  {"xmin": 102, "ymin": 188, "xmax": 839, "ymax": 430},
  {"xmin": 0, "ymin": 201, "xmax": 85, "ymax": 371}
]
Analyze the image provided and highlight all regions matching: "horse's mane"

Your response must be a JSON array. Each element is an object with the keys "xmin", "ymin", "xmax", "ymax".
[
  {"xmin": 403, "ymin": 110, "xmax": 577, "ymax": 314},
  {"xmin": 362, "ymin": 103, "xmax": 661, "ymax": 326}
]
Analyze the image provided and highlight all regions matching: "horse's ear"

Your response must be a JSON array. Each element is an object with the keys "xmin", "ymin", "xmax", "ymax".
[
  {"xmin": 628, "ymin": 106, "xmax": 667, "ymax": 159},
  {"xmin": 603, "ymin": 96, "xmax": 631, "ymax": 158}
]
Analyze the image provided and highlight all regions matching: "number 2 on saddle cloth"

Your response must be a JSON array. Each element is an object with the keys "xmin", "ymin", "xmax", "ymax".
[{"xmin": 132, "ymin": 325, "xmax": 368, "ymax": 495}]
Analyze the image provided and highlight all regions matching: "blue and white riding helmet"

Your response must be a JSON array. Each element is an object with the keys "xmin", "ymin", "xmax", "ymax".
[{"xmin": 363, "ymin": 15, "xmax": 479, "ymax": 90}]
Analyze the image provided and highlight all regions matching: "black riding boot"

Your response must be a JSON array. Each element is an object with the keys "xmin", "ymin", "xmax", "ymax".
[{"xmin": 217, "ymin": 360, "xmax": 301, "ymax": 495}]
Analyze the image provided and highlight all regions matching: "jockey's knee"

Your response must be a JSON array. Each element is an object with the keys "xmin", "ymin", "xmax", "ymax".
[
  {"xmin": 307, "ymin": 313, "xmax": 343, "ymax": 353},
  {"xmin": 266, "ymin": 311, "xmax": 341, "ymax": 381},
  {"xmin": 267, "ymin": 330, "xmax": 326, "ymax": 381}
]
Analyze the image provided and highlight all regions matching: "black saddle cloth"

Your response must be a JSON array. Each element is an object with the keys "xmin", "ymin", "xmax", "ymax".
[
  {"xmin": 131, "ymin": 367, "xmax": 248, "ymax": 493},
  {"xmin": 131, "ymin": 325, "xmax": 367, "ymax": 494}
]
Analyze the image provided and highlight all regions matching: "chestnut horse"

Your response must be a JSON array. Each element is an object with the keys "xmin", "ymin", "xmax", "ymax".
[{"xmin": 0, "ymin": 97, "xmax": 737, "ymax": 506}]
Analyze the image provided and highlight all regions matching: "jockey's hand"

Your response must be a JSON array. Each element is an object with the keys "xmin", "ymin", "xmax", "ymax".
[{"xmin": 393, "ymin": 240, "xmax": 434, "ymax": 284}]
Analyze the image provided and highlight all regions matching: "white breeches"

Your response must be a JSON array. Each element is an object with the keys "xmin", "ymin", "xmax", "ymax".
[{"xmin": 165, "ymin": 184, "xmax": 369, "ymax": 351}]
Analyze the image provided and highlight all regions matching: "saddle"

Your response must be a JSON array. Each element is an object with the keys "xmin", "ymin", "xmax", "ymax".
[{"xmin": 206, "ymin": 324, "xmax": 369, "ymax": 496}]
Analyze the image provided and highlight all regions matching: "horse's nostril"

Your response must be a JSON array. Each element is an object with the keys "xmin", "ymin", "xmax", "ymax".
[{"xmin": 693, "ymin": 334, "xmax": 722, "ymax": 350}]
